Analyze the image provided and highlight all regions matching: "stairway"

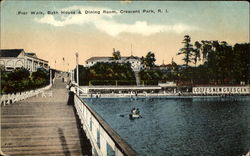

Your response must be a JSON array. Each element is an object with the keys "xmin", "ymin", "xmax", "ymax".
[{"xmin": 134, "ymin": 71, "xmax": 141, "ymax": 86}]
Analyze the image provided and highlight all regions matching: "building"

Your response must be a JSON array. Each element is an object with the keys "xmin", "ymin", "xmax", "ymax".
[
  {"xmin": 85, "ymin": 55, "xmax": 143, "ymax": 71},
  {"xmin": 0, "ymin": 49, "xmax": 49, "ymax": 72},
  {"xmin": 158, "ymin": 58, "xmax": 178, "ymax": 71}
]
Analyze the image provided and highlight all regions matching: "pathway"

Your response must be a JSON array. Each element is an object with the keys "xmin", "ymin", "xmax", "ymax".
[{"xmin": 1, "ymin": 78, "xmax": 92, "ymax": 156}]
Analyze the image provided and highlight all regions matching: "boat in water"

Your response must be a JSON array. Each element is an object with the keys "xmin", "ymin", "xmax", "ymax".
[
  {"xmin": 129, "ymin": 113, "xmax": 141, "ymax": 119},
  {"xmin": 130, "ymin": 108, "xmax": 141, "ymax": 119}
]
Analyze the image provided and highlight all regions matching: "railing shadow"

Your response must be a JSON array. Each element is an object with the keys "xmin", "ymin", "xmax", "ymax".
[
  {"xmin": 58, "ymin": 128, "xmax": 71, "ymax": 156},
  {"xmin": 72, "ymin": 105, "xmax": 92, "ymax": 156}
]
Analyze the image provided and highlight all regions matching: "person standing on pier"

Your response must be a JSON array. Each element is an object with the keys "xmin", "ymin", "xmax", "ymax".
[{"xmin": 67, "ymin": 84, "xmax": 76, "ymax": 105}]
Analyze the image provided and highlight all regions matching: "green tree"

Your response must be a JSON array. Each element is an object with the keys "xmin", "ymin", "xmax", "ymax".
[
  {"xmin": 7, "ymin": 67, "xmax": 30, "ymax": 81},
  {"xmin": 1, "ymin": 67, "xmax": 50, "ymax": 94},
  {"xmin": 32, "ymin": 68, "xmax": 50, "ymax": 87},
  {"xmin": 193, "ymin": 41, "xmax": 202, "ymax": 66},
  {"xmin": 233, "ymin": 43, "xmax": 250, "ymax": 84},
  {"xmin": 200, "ymin": 40, "xmax": 213, "ymax": 62},
  {"xmin": 79, "ymin": 62, "xmax": 136, "ymax": 85},
  {"xmin": 177, "ymin": 35, "xmax": 193, "ymax": 66},
  {"xmin": 32, "ymin": 68, "xmax": 49, "ymax": 80},
  {"xmin": 112, "ymin": 49, "xmax": 121, "ymax": 60},
  {"xmin": 143, "ymin": 51, "xmax": 156, "ymax": 67},
  {"xmin": 3, "ymin": 68, "xmax": 30, "ymax": 93}
]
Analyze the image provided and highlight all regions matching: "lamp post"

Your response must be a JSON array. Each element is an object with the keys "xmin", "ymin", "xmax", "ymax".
[{"xmin": 76, "ymin": 52, "xmax": 79, "ymax": 95}]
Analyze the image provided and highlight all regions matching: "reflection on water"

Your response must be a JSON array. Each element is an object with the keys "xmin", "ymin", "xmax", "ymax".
[{"xmin": 84, "ymin": 97, "xmax": 250, "ymax": 156}]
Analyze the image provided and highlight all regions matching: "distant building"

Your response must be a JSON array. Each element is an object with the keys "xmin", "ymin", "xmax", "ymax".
[
  {"xmin": 159, "ymin": 63, "xmax": 173, "ymax": 71},
  {"xmin": 85, "ymin": 55, "xmax": 143, "ymax": 71},
  {"xmin": 0, "ymin": 49, "xmax": 49, "ymax": 72},
  {"xmin": 158, "ymin": 59, "xmax": 178, "ymax": 71}
]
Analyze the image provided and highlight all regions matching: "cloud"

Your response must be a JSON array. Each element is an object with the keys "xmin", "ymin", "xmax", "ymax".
[{"xmin": 35, "ymin": 6, "xmax": 199, "ymax": 36}]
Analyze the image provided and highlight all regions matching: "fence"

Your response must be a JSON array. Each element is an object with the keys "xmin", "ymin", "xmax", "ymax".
[
  {"xmin": 0, "ymin": 84, "xmax": 52, "ymax": 106},
  {"xmin": 74, "ymin": 94, "xmax": 138, "ymax": 156}
]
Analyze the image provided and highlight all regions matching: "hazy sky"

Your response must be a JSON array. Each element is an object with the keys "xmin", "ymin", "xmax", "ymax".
[{"xmin": 1, "ymin": 1, "xmax": 249, "ymax": 71}]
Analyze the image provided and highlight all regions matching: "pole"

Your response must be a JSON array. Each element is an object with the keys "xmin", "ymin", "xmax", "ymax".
[
  {"xmin": 50, "ymin": 68, "xmax": 52, "ymax": 85},
  {"xmin": 131, "ymin": 44, "xmax": 133, "ymax": 56},
  {"xmin": 76, "ymin": 52, "xmax": 79, "ymax": 95},
  {"xmin": 72, "ymin": 69, "xmax": 74, "ymax": 83}
]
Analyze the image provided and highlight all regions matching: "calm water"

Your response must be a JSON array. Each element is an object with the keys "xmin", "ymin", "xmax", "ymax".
[{"xmin": 84, "ymin": 97, "xmax": 250, "ymax": 156}]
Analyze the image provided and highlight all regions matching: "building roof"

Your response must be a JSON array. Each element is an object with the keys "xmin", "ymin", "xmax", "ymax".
[
  {"xmin": 160, "ymin": 63, "xmax": 172, "ymax": 67},
  {"xmin": 25, "ymin": 52, "xmax": 48, "ymax": 63},
  {"xmin": 86, "ymin": 56, "xmax": 141, "ymax": 62},
  {"xmin": 125, "ymin": 55, "xmax": 140, "ymax": 60},
  {"xmin": 86, "ymin": 57, "xmax": 113, "ymax": 62},
  {"xmin": 0, "ymin": 49, "xmax": 48, "ymax": 63},
  {"xmin": 0, "ymin": 49, "xmax": 24, "ymax": 57},
  {"xmin": 25, "ymin": 53, "xmax": 37, "ymax": 58}
]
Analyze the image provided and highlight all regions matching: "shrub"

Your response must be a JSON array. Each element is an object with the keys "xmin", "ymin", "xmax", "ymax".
[{"xmin": 1, "ymin": 68, "xmax": 50, "ymax": 94}]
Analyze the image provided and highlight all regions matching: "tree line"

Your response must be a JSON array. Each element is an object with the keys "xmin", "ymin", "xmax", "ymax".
[
  {"xmin": 74, "ymin": 62, "xmax": 136, "ymax": 86},
  {"xmin": 177, "ymin": 35, "xmax": 250, "ymax": 85},
  {"xmin": 74, "ymin": 37, "xmax": 249, "ymax": 86}
]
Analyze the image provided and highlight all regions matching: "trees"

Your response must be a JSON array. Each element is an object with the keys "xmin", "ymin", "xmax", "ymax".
[
  {"xmin": 7, "ymin": 67, "xmax": 30, "ymax": 81},
  {"xmin": 200, "ymin": 40, "xmax": 213, "ymax": 62},
  {"xmin": 232, "ymin": 43, "xmax": 250, "ymax": 83},
  {"xmin": 176, "ymin": 35, "xmax": 250, "ymax": 84},
  {"xmin": 193, "ymin": 41, "xmax": 202, "ymax": 66},
  {"xmin": 32, "ymin": 68, "xmax": 49, "ymax": 81},
  {"xmin": 112, "ymin": 49, "xmax": 121, "ymax": 60},
  {"xmin": 142, "ymin": 51, "xmax": 156, "ymax": 68},
  {"xmin": 32, "ymin": 68, "xmax": 50, "ymax": 87},
  {"xmin": 1, "ymin": 67, "xmax": 50, "ymax": 93},
  {"xmin": 76, "ymin": 62, "xmax": 136, "ymax": 85},
  {"xmin": 177, "ymin": 35, "xmax": 193, "ymax": 66}
]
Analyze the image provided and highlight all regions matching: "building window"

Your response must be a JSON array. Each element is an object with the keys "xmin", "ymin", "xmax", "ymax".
[
  {"xmin": 15, "ymin": 60, "xmax": 23, "ymax": 69},
  {"xmin": 6, "ymin": 67, "xmax": 14, "ymax": 71}
]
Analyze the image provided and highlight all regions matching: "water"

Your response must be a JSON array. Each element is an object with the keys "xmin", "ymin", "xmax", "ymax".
[{"xmin": 83, "ymin": 97, "xmax": 250, "ymax": 156}]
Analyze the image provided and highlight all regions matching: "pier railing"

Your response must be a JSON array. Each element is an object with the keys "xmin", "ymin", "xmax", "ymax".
[
  {"xmin": 0, "ymin": 84, "xmax": 52, "ymax": 106},
  {"xmin": 74, "ymin": 94, "xmax": 138, "ymax": 156}
]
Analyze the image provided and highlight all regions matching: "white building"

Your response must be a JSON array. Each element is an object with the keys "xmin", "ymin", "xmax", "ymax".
[
  {"xmin": 0, "ymin": 49, "xmax": 49, "ymax": 72},
  {"xmin": 85, "ymin": 55, "xmax": 143, "ymax": 71}
]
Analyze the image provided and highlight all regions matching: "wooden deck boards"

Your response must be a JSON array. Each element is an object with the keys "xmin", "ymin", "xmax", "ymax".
[{"xmin": 1, "ymin": 79, "xmax": 92, "ymax": 156}]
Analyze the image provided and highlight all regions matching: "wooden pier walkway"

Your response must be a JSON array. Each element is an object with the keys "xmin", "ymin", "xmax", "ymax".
[{"xmin": 1, "ymin": 79, "xmax": 92, "ymax": 156}]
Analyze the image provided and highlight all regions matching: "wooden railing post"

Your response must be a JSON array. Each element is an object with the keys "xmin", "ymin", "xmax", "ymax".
[{"xmin": 7, "ymin": 94, "xmax": 10, "ymax": 105}]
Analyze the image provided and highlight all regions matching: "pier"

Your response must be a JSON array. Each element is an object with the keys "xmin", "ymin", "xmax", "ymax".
[
  {"xmin": 1, "ymin": 78, "xmax": 137, "ymax": 156},
  {"xmin": 1, "ymin": 79, "xmax": 91, "ymax": 156}
]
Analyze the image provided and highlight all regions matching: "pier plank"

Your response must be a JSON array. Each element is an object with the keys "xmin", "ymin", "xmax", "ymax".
[{"xmin": 1, "ymin": 79, "xmax": 92, "ymax": 156}]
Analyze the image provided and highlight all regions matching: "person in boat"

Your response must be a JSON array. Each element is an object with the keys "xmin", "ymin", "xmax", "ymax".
[
  {"xmin": 135, "ymin": 108, "xmax": 140, "ymax": 115},
  {"xmin": 131, "ymin": 108, "xmax": 136, "ymax": 114},
  {"xmin": 129, "ymin": 108, "xmax": 141, "ymax": 119}
]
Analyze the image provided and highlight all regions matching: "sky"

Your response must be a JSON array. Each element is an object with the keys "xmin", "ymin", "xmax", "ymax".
[{"xmin": 1, "ymin": 1, "xmax": 249, "ymax": 71}]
